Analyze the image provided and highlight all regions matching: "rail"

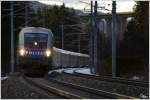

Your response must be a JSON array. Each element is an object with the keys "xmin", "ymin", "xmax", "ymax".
[
  {"xmin": 49, "ymin": 78, "xmax": 136, "ymax": 99},
  {"xmin": 63, "ymin": 69, "xmax": 149, "ymax": 88},
  {"xmin": 23, "ymin": 76, "xmax": 84, "ymax": 99}
]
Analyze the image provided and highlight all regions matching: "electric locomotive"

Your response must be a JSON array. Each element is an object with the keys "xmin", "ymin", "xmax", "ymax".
[{"xmin": 17, "ymin": 27, "xmax": 54, "ymax": 75}]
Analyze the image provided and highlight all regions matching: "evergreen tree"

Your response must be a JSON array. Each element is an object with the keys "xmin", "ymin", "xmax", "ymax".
[
  {"xmin": 1, "ymin": 1, "xmax": 34, "ymax": 73},
  {"xmin": 133, "ymin": 1, "xmax": 149, "ymax": 61},
  {"xmin": 33, "ymin": 4, "xmax": 85, "ymax": 52},
  {"xmin": 118, "ymin": 1, "xmax": 149, "ymax": 77}
]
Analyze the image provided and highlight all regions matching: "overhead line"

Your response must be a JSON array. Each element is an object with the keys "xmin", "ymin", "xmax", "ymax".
[{"xmin": 2, "ymin": 3, "xmax": 31, "ymax": 17}]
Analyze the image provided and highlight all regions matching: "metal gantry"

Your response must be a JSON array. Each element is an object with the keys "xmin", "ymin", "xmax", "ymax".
[
  {"xmin": 93, "ymin": 1, "xmax": 98, "ymax": 74},
  {"xmin": 89, "ymin": 1, "xmax": 98, "ymax": 74},
  {"xmin": 84, "ymin": 0, "xmax": 117, "ymax": 76},
  {"xmin": 10, "ymin": 1, "xmax": 14, "ymax": 73},
  {"xmin": 112, "ymin": 0, "xmax": 117, "ymax": 78},
  {"xmin": 90, "ymin": 1, "xmax": 94, "ymax": 73}
]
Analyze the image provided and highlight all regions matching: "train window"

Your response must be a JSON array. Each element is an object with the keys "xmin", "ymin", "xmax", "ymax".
[{"xmin": 24, "ymin": 33, "xmax": 48, "ymax": 48}]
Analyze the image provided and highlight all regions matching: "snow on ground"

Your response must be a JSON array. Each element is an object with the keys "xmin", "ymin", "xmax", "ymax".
[
  {"xmin": 130, "ymin": 76, "xmax": 145, "ymax": 81},
  {"xmin": 139, "ymin": 93, "xmax": 149, "ymax": 99},
  {"xmin": 48, "ymin": 68, "xmax": 81, "ymax": 75},
  {"xmin": 1, "ymin": 76, "xmax": 8, "ymax": 81},
  {"xmin": 48, "ymin": 67, "xmax": 95, "ymax": 76},
  {"xmin": 48, "ymin": 68, "xmax": 66, "ymax": 74},
  {"xmin": 48, "ymin": 67, "xmax": 91, "ymax": 74},
  {"xmin": 75, "ymin": 68, "xmax": 95, "ymax": 75},
  {"xmin": 64, "ymin": 68, "xmax": 82, "ymax": 73}
]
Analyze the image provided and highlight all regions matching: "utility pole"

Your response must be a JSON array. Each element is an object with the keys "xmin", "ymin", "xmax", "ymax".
[
  {"xmin": 10, "ymin": 1, "xmax": 14, "ymax": 73},
  {"xmin": 90, "ymin": 1, "xmax": 94, "ymax": 73},
  {"xmin": 61, "ymin": 24, "xmax": 64, "ymax": 49},
  {"xmin": 43, "ymin": 10, "xmax": 46, "ymax": 27},
  {"xmin": 94, "ymin": 1, "xmax": 98, "ymax": 74},
  {"xmin": 78, "ymin": 33, "xmax": 80, "ymax": 53},
  {"xmin": 60, "ymin": 24, "xmax": 64, "ymax": 68},
  {"xmin": 25, "ymin": 2, "xmax": 28, "ymax": 26},
  {"xmin": 112, "ymin": 0, "xmax": 117, "ymax": 78}
]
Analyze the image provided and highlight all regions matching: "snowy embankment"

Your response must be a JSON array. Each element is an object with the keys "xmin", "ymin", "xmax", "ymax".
[
  {"xmin": 1, "ymin": 76, "xmax": 8, "ymax": 81},
  {"xmin": 74, "ymin": 68, "xmax": 95, "ymax": 75},
  {"xmin": 48, "ymin": 67, "xmax": 94, "ymax": 75}
]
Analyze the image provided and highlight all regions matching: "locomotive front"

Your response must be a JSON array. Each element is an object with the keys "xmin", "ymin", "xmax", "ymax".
[{"xmin": 17, "ymin": 27, "xmax": 53, "ymax": 75}]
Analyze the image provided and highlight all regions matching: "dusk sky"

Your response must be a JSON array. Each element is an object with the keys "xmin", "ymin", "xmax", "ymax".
[{"xmin": 39, "ymin": 0, "xmax": 136, "ymax": 13}]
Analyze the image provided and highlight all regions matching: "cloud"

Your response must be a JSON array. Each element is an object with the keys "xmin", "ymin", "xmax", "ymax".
[
  {"xmin": 39, "ymin": 0, "xmax": 63, "ymax": 6},
  {"xmin": 63, "ymin": 0, "xmax": 79, "ymax": 3},
  {"xmin": 116, "ymin": 1, "xmax": 136, "ymax": 12},
  {"xmin": 39, "ymin": 0, "xmax": 136, "ymax": 13}
]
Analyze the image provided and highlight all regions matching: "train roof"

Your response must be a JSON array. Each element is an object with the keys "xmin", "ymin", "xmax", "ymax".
[
  {"xmin": 53, "ymin": 47, "xmax": 89, "ymax": 57},
  {"xmin": 20, "ymin": 27, "xmax": 53, "ymax": 34}
]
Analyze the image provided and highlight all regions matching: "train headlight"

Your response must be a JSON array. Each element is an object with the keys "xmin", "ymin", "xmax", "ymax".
[
  {"xmin": 34, "ymin": 42, "xmax": 38, "ymax": 46},
  {"xmin": 45, "ymin": 50, "xmax": 51, "ymax": 57},
  {"xmin": 19, "ymin": 48, "xmax": 25, "ymax": 56}
]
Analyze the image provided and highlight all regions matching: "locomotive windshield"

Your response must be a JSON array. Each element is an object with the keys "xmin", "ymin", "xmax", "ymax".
[{"xmin": 24, "ymin": 33, "xmax": 48, "ymax": 48}]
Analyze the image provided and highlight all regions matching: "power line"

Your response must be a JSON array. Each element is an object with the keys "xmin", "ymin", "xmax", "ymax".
[
  {"xmin": 2, "ymin": 3, "xmax": 31, "ymax": 18},
  {"xmin": 65, "ymin": 33, "xmax": 88, "ymax": 35},
  {"xmin": 65, "ymin": 16, "xmax": 87, "ymax": 24},
  {"xmin": 14, "ymin": 18, "xmax": 33, "ymax": 32},
  {"xmin": 62, "ymin": 20, "xmax": 90, "ymax": 27},
  {"xmin": 80, "ymin": 0, "xmax": 111, "ymax": 14},
  {"xmin": 25, "ymin": 2, "xmax": 29, "ymax": 26}
]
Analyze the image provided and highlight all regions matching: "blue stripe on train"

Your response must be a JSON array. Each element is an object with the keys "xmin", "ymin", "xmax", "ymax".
[{"xmin": 26, "ymin": 51, "xmax": 45, "ymax": 57}]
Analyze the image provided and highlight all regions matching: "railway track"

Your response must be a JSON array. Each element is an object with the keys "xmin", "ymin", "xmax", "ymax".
[
  {"xmin": 23, "ymin": 74, "xmax": 137, "ymax": 99},
  {"xmin": 22, "ymin": 68, "xmax": 148, "ymax": 99},
  {"xmin": 63, "ymin": 69, "xmax": 149, "ymax": 88},
  {"xmin": 23, "ymin": 76, "xmax": 82, "ymax": 99},
  {"xmin": 48, "ymin": 78, "xmax": 136, "ymax": 99},
  {"xmin": 24, "ymin": 75, "xmax": 121, "ymax": 99},
  {"xmin": 52, "ymin": 69, "xmax": 148, "ymax": 98}
]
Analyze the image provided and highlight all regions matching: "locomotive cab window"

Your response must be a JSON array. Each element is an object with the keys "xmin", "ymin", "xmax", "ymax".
[{"xmin": 24, "ymin": 33, "xmax": 48, "ymax": 48}]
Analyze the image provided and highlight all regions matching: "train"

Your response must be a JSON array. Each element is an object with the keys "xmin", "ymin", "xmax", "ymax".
[
  {"xmin": 17, "ymin": 27, "xmax": 54, "ymax": 75},
  {"xmin": 52, "ymin": 47, "xmax": 89, "ymax": 68},
  {"xmin": 17, "ymin": 27, "xmax": 89, "ymax": 75}
]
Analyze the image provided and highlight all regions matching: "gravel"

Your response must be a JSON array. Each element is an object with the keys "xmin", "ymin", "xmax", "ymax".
[
  {"xmin": 49, "ymin": 73, "xmax": 149, "ymax": 98},
  {"xmin": 2, "ymin": 73, "xmax": 148, "ymax": 99},
  {"xmin": 1, "ymin": 75, "xmax": 61, "ymax": 99},
  {"xmin": 32, "ymin": 78, "xmax": 105, "ymax": 99}
]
